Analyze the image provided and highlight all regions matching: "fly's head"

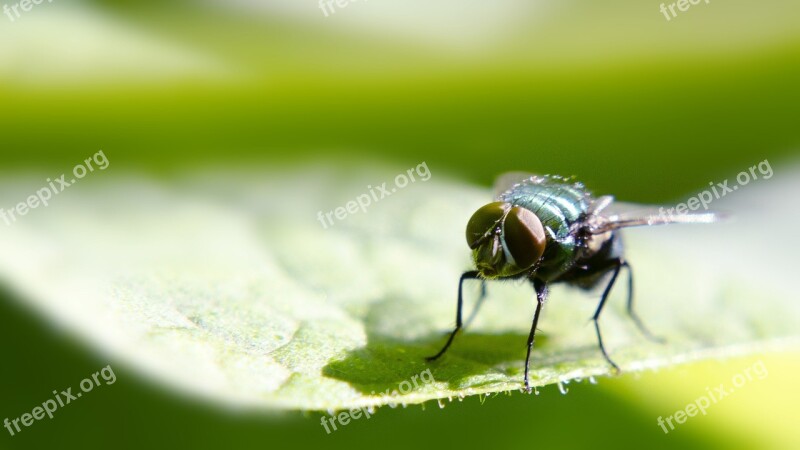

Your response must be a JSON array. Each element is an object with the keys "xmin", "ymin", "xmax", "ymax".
[{"xmin": 466, "ymin": 202, "xmax": 547, "ymax": 279}]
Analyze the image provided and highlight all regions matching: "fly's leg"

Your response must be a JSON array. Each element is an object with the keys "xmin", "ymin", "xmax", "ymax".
[
  {"xmin": 593, "ymin": 259, "xmax": 622, "ymax": 373},
  {"xmin": 463, "ymin": 279, "xmax": 487, "ymax": 329},
  {"xmin": 621, "ymin": 262, "xmax": 664, "ymax": 344},
  {"xmin": 524, "ymin": 279, "xmax": 547, "ymax": 392},
  {"xmin": 426, "ymin": 271, "xmax": 481, "ymax": 361}
]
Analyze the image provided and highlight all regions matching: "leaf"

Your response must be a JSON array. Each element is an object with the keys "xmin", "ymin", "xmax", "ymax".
[{"xmin": 0, "ymin": 163, "xmax": 797, "ymax": 411}]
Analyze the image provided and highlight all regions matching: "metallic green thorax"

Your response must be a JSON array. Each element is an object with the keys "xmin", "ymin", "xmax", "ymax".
[{"xmin": 495, "ymin": 175, "xmax": 591, "ymax": 281}]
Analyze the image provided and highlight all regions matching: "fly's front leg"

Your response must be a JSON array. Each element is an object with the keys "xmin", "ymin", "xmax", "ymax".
[
  {"xmin": 524, "ymin": 279, "xmax": 547, "ymax": 392},
  {"xmin": 463, "ymin": 279, "xmax": 488, "ymax": 329},
  {"xmin": 426, "ymin": 271, "xmax": 481, "ymax": 361}
]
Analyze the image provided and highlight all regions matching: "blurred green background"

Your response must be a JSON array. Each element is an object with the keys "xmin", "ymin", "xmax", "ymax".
[{"xmin": 1, "ymin": 0, "xmax": 798, "ymax": 449}]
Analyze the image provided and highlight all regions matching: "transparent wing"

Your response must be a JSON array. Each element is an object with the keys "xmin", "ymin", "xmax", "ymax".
[{"xmin": 588, "ymin": 199, "xmax": 725, "ymax": 234}]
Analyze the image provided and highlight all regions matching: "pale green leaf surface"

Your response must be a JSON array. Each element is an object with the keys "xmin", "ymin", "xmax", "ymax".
[{"xmin": 0, "ymin": 164, "xmax": 797, "ymax": 411}]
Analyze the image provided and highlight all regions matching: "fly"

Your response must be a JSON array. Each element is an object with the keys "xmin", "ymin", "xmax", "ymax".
[{"xmin": 425, "ymin": 173, "xmax": 720, "ymax": 391}]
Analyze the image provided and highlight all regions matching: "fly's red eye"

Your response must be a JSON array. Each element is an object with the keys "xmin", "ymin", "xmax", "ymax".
[
  {"xmin": 465, "ymin": 202, "xmax": 509, "ymax": 248},
  {"xmin": 502, "ymin": 206, "xmax": 546, "ymax": 269}
]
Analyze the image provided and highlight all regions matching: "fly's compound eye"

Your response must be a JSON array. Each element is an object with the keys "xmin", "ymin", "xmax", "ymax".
[
  {"xmin": 466, "ymin": 202, "xmax": 509, "ymax": 248},
  {"xmin": 502, "ymin": 206, "xmax": 546, "ymax": 270}
]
